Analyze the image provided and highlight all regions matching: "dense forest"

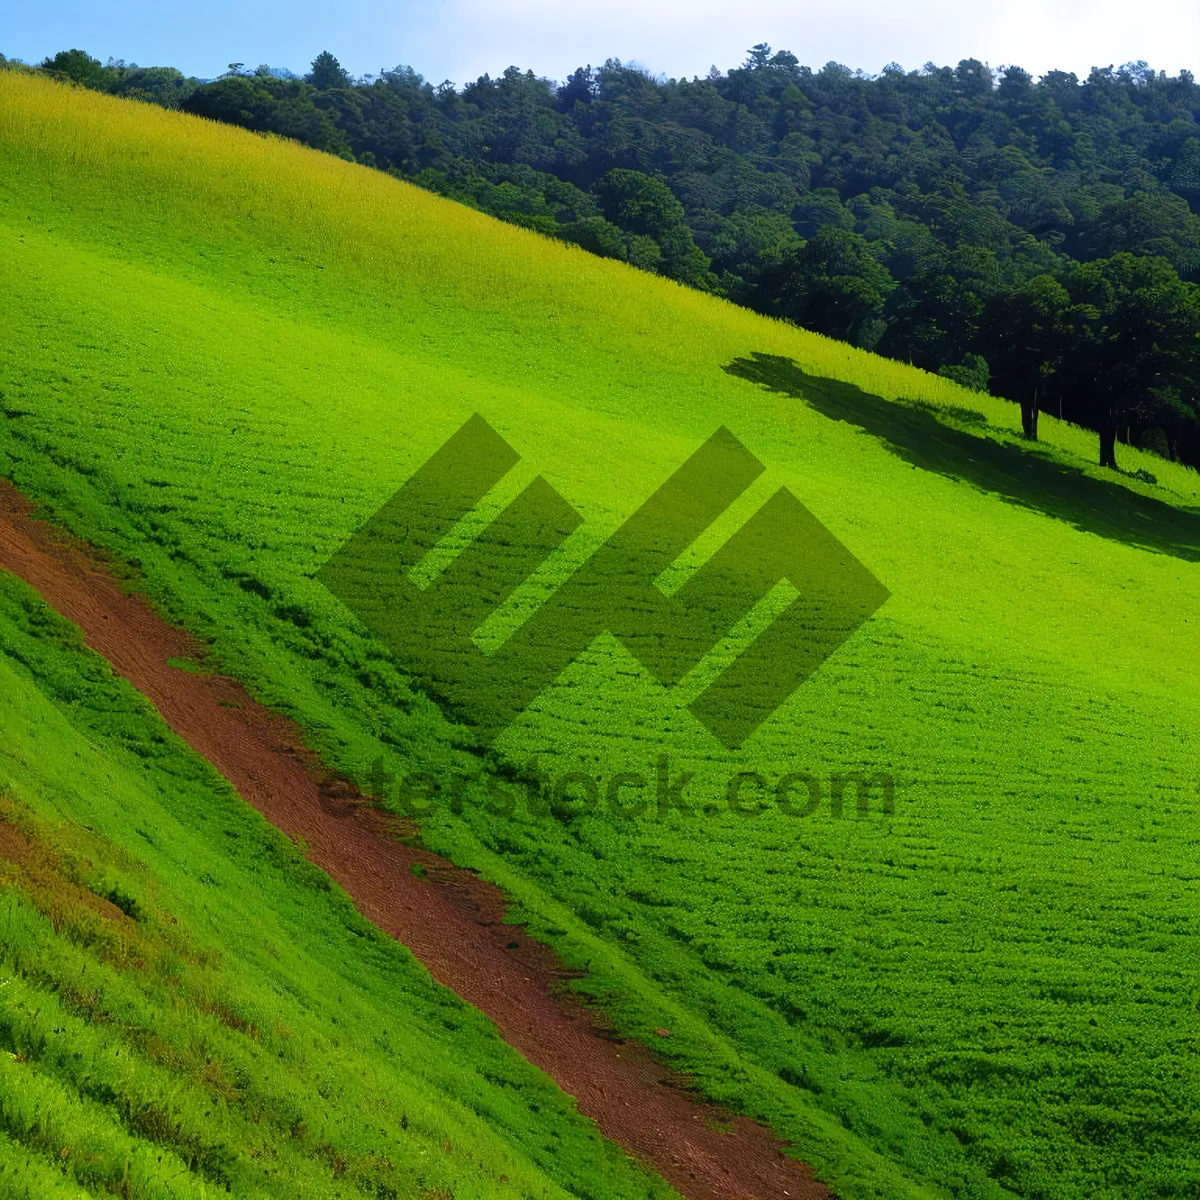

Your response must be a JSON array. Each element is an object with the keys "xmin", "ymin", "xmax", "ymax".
[{"xmin": 15, "ymin": 45, "xmax": 1200, "ymax": 470}]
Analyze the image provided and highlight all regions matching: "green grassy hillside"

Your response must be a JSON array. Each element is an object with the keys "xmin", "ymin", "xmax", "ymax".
[
  {"xmin": 0, "ymin": 570, "xmax": 673, "ymax": 1199},
  {"xmin": 2, "ymin": 72, "xmax": 1199, "ymax": 1199}
]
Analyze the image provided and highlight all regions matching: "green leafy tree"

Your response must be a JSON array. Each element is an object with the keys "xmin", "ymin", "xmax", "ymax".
[
  {"xmin": 557, "ymin": 215, "xmax": 631, "ymax": 261},
  {"xmin": 556, "ymin": 66, "xmax": 596, "ymax": 111},
  {"xmin": 306, "ymin": 51, "xmax": 351, "ymax": 91},
  {"xmin": 1073, "ymin": 192, "xmax": 1200, "ymax": 279},
  {"xmin": 759, "ymin": 228, "xmax": 895, "ymax": 345},
  {"xmin": 112, "ymin": 66, "xmax": 195, "ymax": 109},
  {"xmin": 938, "ymin": 353, "xmax": 991, "ymax": 395},
  {"xmin": 313, "ymin": 82, "xmax": 421, "ymax": 170},
  {"xmin": 791, "ymin": 189, "xmax": 854, "ymax": 239},
  {"xmin": 880, "ymin": 245, "xmax": 1002, "ymax": 371},
  {"xmin": 699, "ymin": 208, "xmax": 802, "ymax": 302},
  {"xmin": 981, "ymin": 275, "xmax": 1073, "ymax": 439},
  {"xmin": 594, "ymin": 169, "xmax": 712, "ymax": 285},
  {"xmin": 1059, "ymin": 253, "xmax": 1200, "ymax": 467},
  {"xmin": 40, "ymin": 49, "xmax": 112, "ymax": 88},
  {"xmin": 1148, "ymin": 386, "xmax": 1200, "ymax": 462},
  {"xmin": 182, "ymin": 76, "xmax": 350, "ymax": 157}
]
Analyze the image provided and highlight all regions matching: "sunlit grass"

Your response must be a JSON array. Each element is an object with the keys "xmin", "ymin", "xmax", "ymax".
[{"xmin": 0, "ymin": 571, "xmax": 672, "ymax": 1200}]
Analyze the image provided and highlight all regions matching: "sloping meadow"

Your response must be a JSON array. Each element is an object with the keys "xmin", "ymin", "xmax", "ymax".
[
  {"xmin": 2, "ymin": 72, "xmax": 1199, "ymax": 1198},
  {"xmin": 0, "ymin": 569, "xmax": 673, "ymax": 1199}
]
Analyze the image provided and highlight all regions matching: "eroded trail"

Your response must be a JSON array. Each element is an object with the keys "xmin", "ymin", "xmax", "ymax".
[{"xmin": 0, "ymin": 479, "xmax": 827, "ymax": 1200}]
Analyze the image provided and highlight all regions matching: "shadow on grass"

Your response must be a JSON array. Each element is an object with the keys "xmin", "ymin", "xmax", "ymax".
[{"xmin": 725, "ymin": 352, "xmax": 1200, "ymax": 564}]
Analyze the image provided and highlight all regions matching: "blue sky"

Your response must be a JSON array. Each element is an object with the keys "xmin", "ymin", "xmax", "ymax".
[{"xmin": 5, "ymin": 0, "xmax": 1199, "ymax": 87}]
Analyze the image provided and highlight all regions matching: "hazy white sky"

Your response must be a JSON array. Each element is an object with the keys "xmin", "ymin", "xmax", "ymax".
[{"xmin": 5, "ymin": 0, "xmax": 1199, "ymax": 84}]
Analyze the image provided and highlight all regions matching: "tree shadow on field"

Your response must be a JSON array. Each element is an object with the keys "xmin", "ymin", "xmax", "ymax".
[{"xmin": 725, "ymin": 352, "xmax": 1200, "ymax": 564}]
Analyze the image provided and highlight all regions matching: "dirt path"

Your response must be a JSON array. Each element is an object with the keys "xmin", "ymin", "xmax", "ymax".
[{"xmin": 0, "ymin": 479, "xmax": 828, "ymax": 1200}]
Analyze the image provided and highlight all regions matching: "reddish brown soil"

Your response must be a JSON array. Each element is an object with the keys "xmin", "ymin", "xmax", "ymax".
[{"xmin": 0, "ymin": 479, "xmax": 828, "ymax": 1200}]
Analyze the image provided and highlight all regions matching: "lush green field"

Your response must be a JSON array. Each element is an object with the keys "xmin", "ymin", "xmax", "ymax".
[
  {"xmin": 2, "ymin": 72, "xmax": 1199, "ymax": 1199},
  {"xmin": 0, "ymin": 570, "xmax": 675, "ymax": 1199}
]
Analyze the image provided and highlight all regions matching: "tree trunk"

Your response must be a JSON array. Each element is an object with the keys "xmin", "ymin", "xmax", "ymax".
[
  {"xmin": 1165, "ymin": 427, "xmax": 1178, "ymax": 462},
  {"xmin": 1020, "ymin": 386, "xmax": 1039, "ymax": 440},
  {"xmin": 1099, "ymin": 422, "xmax": 1118, "ymax": 470}
]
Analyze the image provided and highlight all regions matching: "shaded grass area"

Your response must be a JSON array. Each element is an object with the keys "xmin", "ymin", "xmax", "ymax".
[
  {"xmin": 1, "ymin": 73, "xmax": 1199, "ymax": 1199},
  {"xmin": 725, "ymin": 354, "xmax": 1200, "ymax": 564},
  {"xmin": 0, "ymin": 570, "xmax": 674, "ymax": 1200}
]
